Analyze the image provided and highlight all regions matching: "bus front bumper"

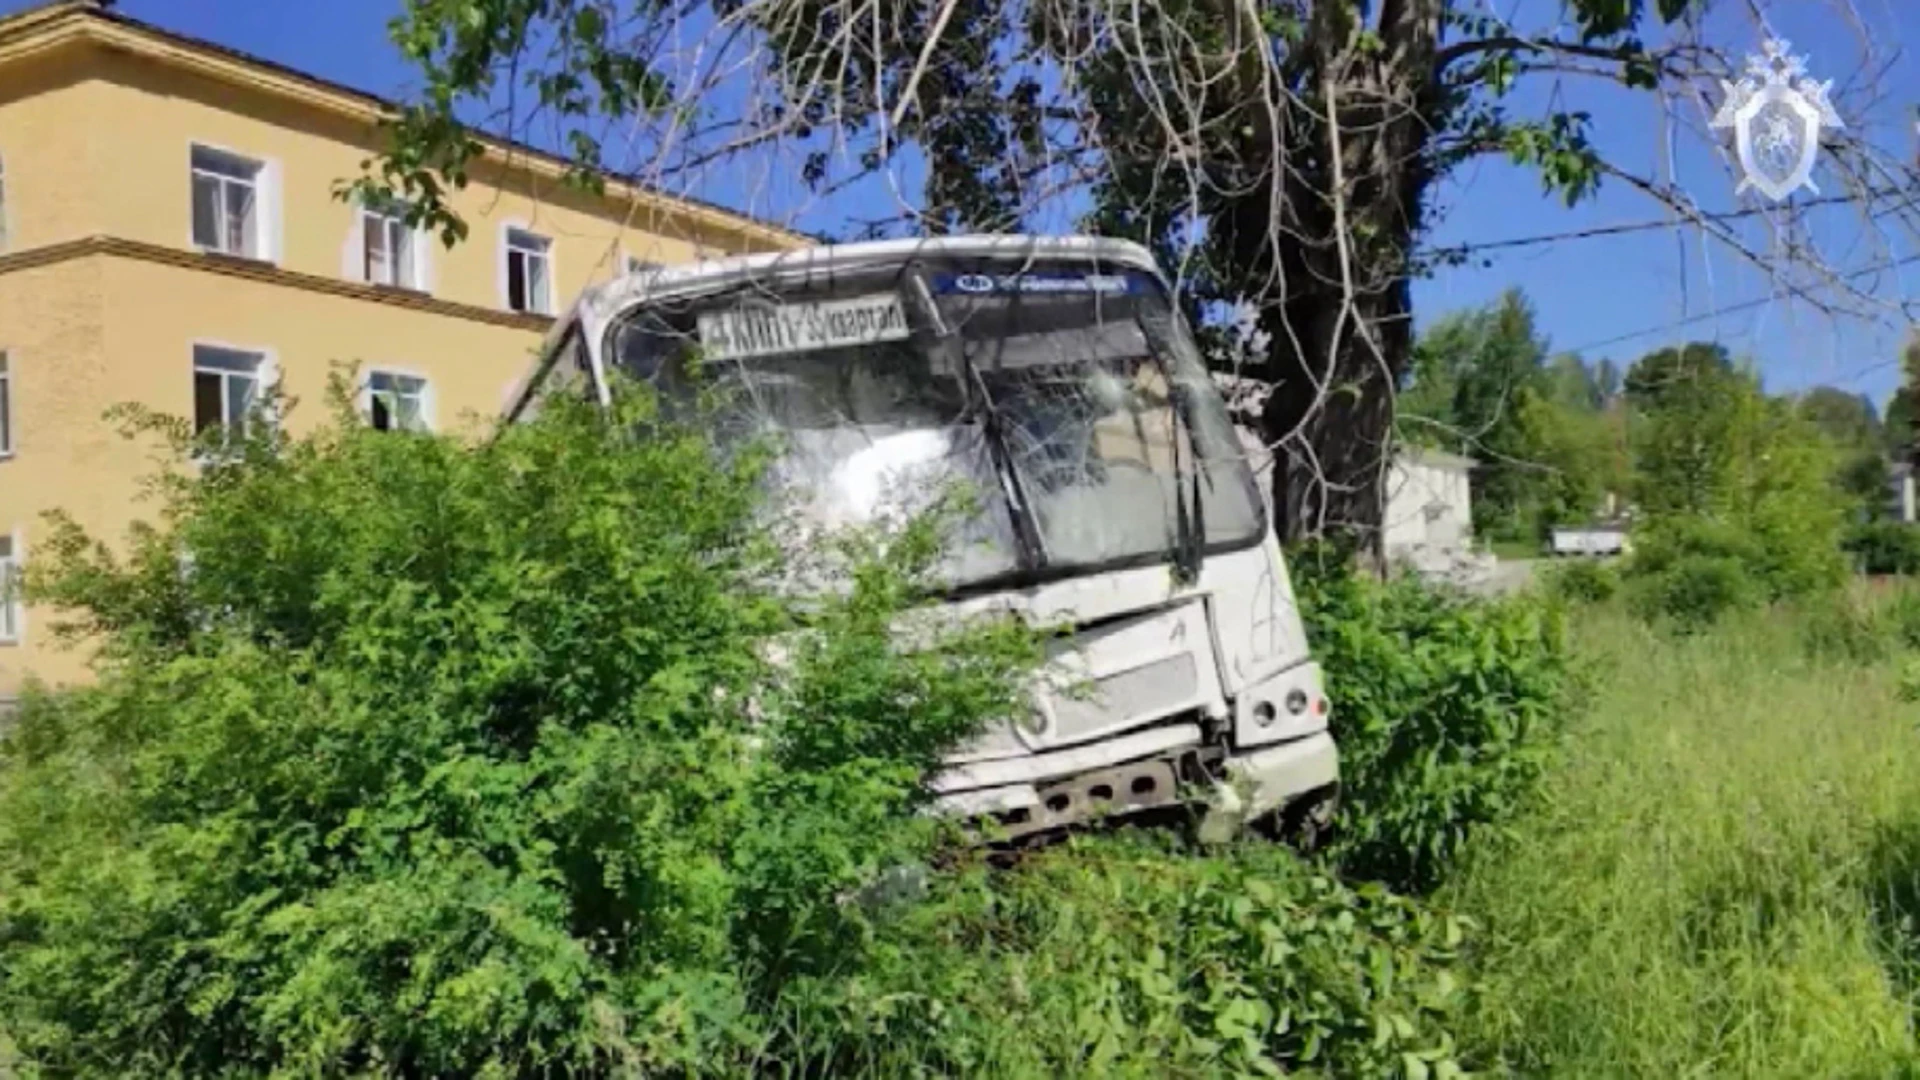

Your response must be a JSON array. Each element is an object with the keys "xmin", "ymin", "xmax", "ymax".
[{"xmin": 1197, "ymin": 731, "xmax": 1341, "ymax": 843}]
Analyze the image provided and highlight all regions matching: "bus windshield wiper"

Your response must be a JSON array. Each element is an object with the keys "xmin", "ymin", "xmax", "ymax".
[{"xmin": 908, "ymin": 271, "xmax": 1047, "ymax": 575}]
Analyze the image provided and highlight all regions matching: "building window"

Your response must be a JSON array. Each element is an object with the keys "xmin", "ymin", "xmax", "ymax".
[
  {"xmin": 625, "ymin": 255, "xmax": 661, "ymax": 276},
  {"xmin": 0, "ymin": 353, "xmax": 11, "ymax": 457},
  {"xmin": 505, "ymin": 228, "xmax": 553, "ymax": 314},
  {"xmin": 367, "ymin": 370, "xmax": 429, "ymax": 432},
  {"xmin": 0, "ymin": 533, "xmax": 19, "ymax": 645},
  {"xmin": 362, "ymin": 203, "xmax": 420, "ymax": 289},
  {"xmin": 190, "ymin": 145, "xmax": 264, "ymax": 258},
  {"xmin": 193, "ymin": 345, "xmax": 266, "ymax": 443}
]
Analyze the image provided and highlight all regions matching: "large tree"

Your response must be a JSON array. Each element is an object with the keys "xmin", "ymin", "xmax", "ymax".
[{"xmin": 358, "ymin": 0, "xmax": 1906, "ymax": 549}]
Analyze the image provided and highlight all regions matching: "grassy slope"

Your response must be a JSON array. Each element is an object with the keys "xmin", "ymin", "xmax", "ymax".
[{"xmin": 1447, "ymin": 604, "xmax": 1920, "ymax": 1077}]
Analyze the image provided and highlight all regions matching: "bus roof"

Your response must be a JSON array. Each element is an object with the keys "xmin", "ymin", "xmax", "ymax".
[
  {"xmin": 513, "ymin": 234, "xmax": 1168, "ymax": 419},
  {"xmin": 542, "ymin": 234, "xmax": 1162, "ymax": 349}
]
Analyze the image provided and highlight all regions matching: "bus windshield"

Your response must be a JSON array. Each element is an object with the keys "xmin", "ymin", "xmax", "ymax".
[{"xmin": 605, "ymin": 262, "xmax": 1264, "ymax": 592}]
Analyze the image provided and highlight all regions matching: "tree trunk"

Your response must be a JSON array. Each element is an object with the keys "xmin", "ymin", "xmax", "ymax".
[
  {"xmin": 1258, "ymin": 276, "xmax": 1408, "ymax": 560},
  {"xmin": 1243, "ymin": 0, "xmax": 1440, "ymax": 556}
]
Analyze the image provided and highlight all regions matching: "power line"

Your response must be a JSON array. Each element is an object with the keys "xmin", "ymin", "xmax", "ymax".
[
  {"xmin": 1558, "ymin": 249, "xmax": 1920, "ymax": 355},
  {"xmin": 1429, "ymin": 185, "xmax": 1914, "ymax": 259}
]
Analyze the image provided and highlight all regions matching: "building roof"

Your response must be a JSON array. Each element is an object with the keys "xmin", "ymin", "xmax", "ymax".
[{"xmin": 0, "ymin": 0, "xmax": 814, "ymax": 253}]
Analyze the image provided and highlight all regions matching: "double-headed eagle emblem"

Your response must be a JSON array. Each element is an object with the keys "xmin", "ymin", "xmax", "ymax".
[{"xmin": 1710, "ymin": 38, "xmax": 1844, "ymax": 202}]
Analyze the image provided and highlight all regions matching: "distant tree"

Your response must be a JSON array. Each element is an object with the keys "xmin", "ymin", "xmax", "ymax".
[
  {"xmin": 1796, "ymin": 385, "xmax": 1888, "ymax": 520},
  {"xmin": 1628, "ymin": 359, "xmax": 1847, "ymax": 603},
  {"xmin": 1544, "ymin": 353, "xmax": 1603, "ymax": 413},
  {"xmin": 1395, "ymin": 334, "xmax": 1462, "ymax": 449},
  {"xmin": 1838, "ymin": 453, "xmax": 1892, "ymax": 519},
  {"xmin": 1397, "ymin": 291, "xmax": 1554, "ymax": 538},
  {"xmin": 1518, "ymin": 390, "xmax": 1614, "ymax": 529},
  {"xmin": 1796, "ymin": 386, "xmax": 1881, "ymax": 449},
  {"xmin": 1624, "ymin": 342, "xmax": 1736, "ymax": 414},
  {"xmin": 1401, "ymin": 292, "xmax": 1616, "ymax": 538},
  {"xmin": 1887, "ymin": 337, "xmax": 1920, "ymax": 460},
  {"xmin": 1593, "ymin": 358, "xmax": 1624, "ymax": 403}
]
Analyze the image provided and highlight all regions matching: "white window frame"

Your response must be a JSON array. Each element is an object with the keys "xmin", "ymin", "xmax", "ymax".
[
  {"xmin": 361, "ymin": 367, "xmax": 434, "ymax": 433},
  {"xmin": 190, "ymin": 342, "xmax": 277, "ymax": 450},
  {"xmin": 189, "ymin": 142, "xmax": 279, "ymax": 262},
  {"xmin": 0, "ymin": 528, "xmax": 21, "ymax": 646},
  {"xmin": 500, "ymin": 224, "xmax": 555, "ymax": 315},
  {"xmin": 356, "ymin": 196, "xmax": 430, "ymax": 291},
  {"xmin": 0, "ymin": 351, "xmax": 12, "ymax": 459}
]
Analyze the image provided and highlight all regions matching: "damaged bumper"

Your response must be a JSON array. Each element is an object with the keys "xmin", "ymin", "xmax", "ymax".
[
  {"xmin": 1196, "ymin": 731, "xmax": 1340, "ymax": 843},
  {"xmin": 925, "ymin": 726, "xmax": 1338, "ymax": 841}
]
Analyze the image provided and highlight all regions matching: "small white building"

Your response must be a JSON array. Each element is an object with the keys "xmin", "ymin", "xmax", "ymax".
[
  {"xmin": 1381, "ymin": 446, "xmax": 1490, "ymax": 583},
  {"xmin": 1382, "ymin": 446, "xmax": 1474, "ymax": 560},
  {"xmin": 1227, "ymin": 420, "xmax": 1489, "ymax": 583}
]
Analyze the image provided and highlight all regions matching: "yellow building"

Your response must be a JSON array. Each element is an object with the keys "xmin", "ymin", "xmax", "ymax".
[{"xmin": 0, "ymin": 1, "xmax": 804, "ymax": 700}]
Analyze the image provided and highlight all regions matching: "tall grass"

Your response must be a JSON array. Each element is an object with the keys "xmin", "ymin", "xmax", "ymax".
[{"xmin": 1447, "ymin": 598, "xmax": 1920, "ymax": 1077}]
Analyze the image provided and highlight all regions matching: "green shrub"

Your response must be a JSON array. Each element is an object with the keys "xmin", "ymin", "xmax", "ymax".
[
  {"xmin": 1899, "ymin": 657, "xmax": 1920, "ymax": 704},
  {"xmin": 774, "ymin": 833, "xmax": 1473, "ymax": 1077},
  {"xmin": 1844, "ymin": 521, "xmax": 1920, "ymax": 576},
  {"xmin": 1290, "ymin": 544, "xmax": 1575, "ymax": 894},
  {"xmin": 1542, "ymin": 558, "xmax": 1620, "ymax": 604},
  {"xmin": 1626, "ymin": 554, "xmax": 1756, "ymax": 631},
  {"xmin": 1885, "ymin": 586, "xmax": 1920, "ymax": 651},
  {"xmin": 1620, "ymin": 519, "xmax": 1774, "ymax": 630},
  {"xmin": 0, "ymin": 381, "xmax": 1042, "ymax": 1075},
  {"xmin": 1797, "ymin": 591, "xmax": 1893, "ymax": 665},
  {"xmin": 1623, "ymin": 363, "xmax": 1849, "ymax": 629}
]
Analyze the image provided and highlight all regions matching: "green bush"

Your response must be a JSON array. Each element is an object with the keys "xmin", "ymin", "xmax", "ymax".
[
  {"xmin": 1624, "ymin": 362, "xmax": 1848, "ymax": 627},
  {"xmin": 0, "ymin": 382, "xmax": 1043, "ymax": 1075},
  {"xmin": 1899, "ymin": 656, "xmax": 1920, "ymax": 704},
  {"xmin": 1885, "ymin": 586, "xmax": 1920, "ymax": 651},
  {"xmin": 1541, "ymin": 558, "xmax": 1619, "ymax": 604},
  {"xmin": 0, "ymin": 380, "xmax": 1490, "ymax": 1078},
  {"xmin": 773, "ymin": 833, "xmax": 1473, "ymax": 1077},
  {"xmin": 1627, "ymin": 554, "xmax": 1757, "ymax": 631},
  {"xmin": 1290, "ymin": 545, "xmax": 1575, "ymax": 894},
  {"xmin": 1621, "ymin": 519, "xmax": 1766, "ymax": 630},
  {"xmin": 1797, "ymin": 591, "xmax": 1894, "ymax": 665},
  {"xmin": 1845, "ymin": 521, "xmax": 1920, "ymax": 576}
]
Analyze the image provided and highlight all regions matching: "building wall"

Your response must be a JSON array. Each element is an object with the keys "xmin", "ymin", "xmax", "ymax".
[
  {"xmin": 86, "ymin": 51, "xmax": 722, "ymax": 310},
  {"xmin": 1382, "ymin": 454, "xmax": 1474, "ymax": 564},
  {"xmin": 0, "ymin": 255, "xmax": 113, "ymax": 691},
  {"xmin": 0, "ymin": 50, "xmax": 111, "ymax": 248},
  {"xmin": 0, "ymin": 28, "xmax": 798, "ymax": 698},
  {"xmin": 1226, "ymin": 425, "xmax": 1477, "ymax": 564}
]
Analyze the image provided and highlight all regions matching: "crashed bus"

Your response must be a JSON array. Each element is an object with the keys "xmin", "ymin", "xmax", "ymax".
[{"xmin": 504, "ymin": 235, "xmax": 1338, "ymax": 841}]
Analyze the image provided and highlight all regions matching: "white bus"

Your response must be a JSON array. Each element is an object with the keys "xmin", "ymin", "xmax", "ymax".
[{"xmin": 506, "ymin": 235, "xmax": 1338, "ymax": 842}]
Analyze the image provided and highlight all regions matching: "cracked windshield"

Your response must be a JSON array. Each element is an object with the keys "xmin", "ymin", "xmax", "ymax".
[{"xmin": 609, "ymin": 266, "xmax": 1263, "ymax": 589}]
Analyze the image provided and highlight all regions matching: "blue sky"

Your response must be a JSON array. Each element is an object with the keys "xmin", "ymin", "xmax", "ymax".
[{"xmin": 30, "ymin": 0, "xmax": 1920, "ymax": 411}]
